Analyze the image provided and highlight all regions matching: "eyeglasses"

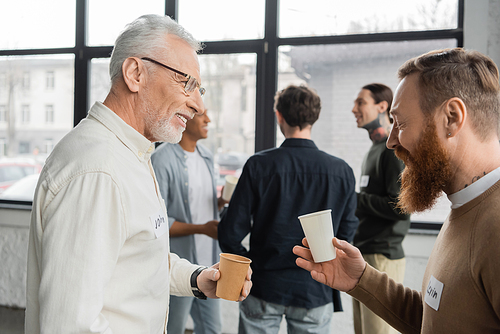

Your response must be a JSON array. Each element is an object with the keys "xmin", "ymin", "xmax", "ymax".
[{"xmin": 141, "ymin": 57, "xmax": 206, "ymax": 97}]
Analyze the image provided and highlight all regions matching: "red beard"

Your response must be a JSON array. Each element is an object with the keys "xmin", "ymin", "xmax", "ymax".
[{"xmin": 394, "ymin": 122, "xmax": 452, "ymax": 214}]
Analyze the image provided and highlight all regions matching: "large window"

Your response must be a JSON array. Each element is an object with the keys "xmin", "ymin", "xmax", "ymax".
[
  {"xmin": 279, "ymin": 0, "xmax": 459, "ymax": 37},
  {"xmin": 197, "ymin": 54, "xmax": 257, "ymax": 193},
  {"xmin": 277, "ymin": 39, "xmax": 456, "ymax": 223},
  {"xmin": 0, "ymin": 55, "xmax": 74, "ymax": 157},
  {"xmin": 87, "ymin": 0, "xmax": 165, "ymax": 46},
  {"xmin": 0, "ymin": 0, "xmax": 462, "ymax": 226},
  {"xmin": 0, "ymin": 54, "xmax": 74, "ymax": 200},
  {"xmin": 0, "ymin": 0, "xmax": 76, "ymax": 50},
  {"xmin": 178, "ymin": 0, "xmax": 266, "ymax": 41}
]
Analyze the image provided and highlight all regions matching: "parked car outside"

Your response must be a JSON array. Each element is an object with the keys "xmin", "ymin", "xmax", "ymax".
[
  {"xmin": 0, "ymin": 157, "xmax": 43, "ymax": 195},
  {"xmin": 0, "ymin": 173, "xmax": 40, "ymax": 201}
]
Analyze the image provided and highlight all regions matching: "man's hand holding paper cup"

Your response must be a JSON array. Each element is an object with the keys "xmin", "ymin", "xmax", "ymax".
[
  {"xmin": 197, "ymin": 257, "xmax": 253, "ymax": 302},
  {"xmin": 294, "ymin": 209, "xmax": 366, "ymax": 292}
]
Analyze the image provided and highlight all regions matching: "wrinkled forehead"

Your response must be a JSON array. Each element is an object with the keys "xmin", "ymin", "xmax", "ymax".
[
  {"xmin": 164, "ymin": 34, "xmax": 201, "ymax": 80},
  {"xmin": 393, "ymin": 75, "xmax": 420, "ymax": 107}
]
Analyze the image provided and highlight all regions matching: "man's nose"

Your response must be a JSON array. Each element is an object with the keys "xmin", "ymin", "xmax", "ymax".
[
  {"xmin": 386, "ymin": 125, "xmax": 399, "ymax": 150},
  {"xmin": 192, "ymin": 94, "xmax": 205, "ymax": 116}
]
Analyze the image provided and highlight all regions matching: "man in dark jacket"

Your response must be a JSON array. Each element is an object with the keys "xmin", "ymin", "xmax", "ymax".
[{"xmin": 218, "ymin": 84, "xmax": 359, "ymax": 334}]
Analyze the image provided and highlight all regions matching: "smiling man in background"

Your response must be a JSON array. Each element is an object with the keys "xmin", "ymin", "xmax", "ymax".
[
  {"xmin": 351, "ymin": 83, "xmax": 410, "ymax": 334},
  {"xmin": 152, "ymin": 110, "xmax": 228, "ymax": 334}
]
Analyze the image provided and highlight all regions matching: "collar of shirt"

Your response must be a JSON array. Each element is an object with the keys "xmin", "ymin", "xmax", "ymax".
[
  {"xmin": 280, "ymin": 138, "xmax": 318, "ymax": 149},
  {"xmin": 88, "ymin": 102, "xmax": 155, "ymax": 162},
  {"xmin": 448, "ymin": 166, "xmax": 500, "ymax": 209}
]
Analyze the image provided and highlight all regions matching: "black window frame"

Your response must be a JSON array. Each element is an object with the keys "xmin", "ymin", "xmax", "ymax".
[
  {"xmin": 0, "ymin": 0, "xmax": 464, "ymax": 151},
  {"xmin": 0, "ymin": 0, "xmax": 464, "ymax": 231}
]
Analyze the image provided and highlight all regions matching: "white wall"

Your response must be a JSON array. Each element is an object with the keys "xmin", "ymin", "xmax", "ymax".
[
  {"xmin": 464, "ymin": 0, "xmax": 500, "ymax": 67},
  {"xmin": 0, "ymin": 206, "xmax": 30, "ymax": 308}
]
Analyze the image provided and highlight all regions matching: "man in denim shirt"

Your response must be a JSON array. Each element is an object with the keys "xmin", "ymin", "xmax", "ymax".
[
  {"xmin": 218, "ymin": 85, "xmax": 359, "ymax": 334},
  {"xmin": 152, "ymin": 111, "xmax": 227, "ymax": 334}
]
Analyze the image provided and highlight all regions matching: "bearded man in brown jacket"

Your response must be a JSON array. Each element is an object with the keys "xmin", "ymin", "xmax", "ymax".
[{"xmin": 294, "ymin": 48, "xmax": 500, "ymax": 334}]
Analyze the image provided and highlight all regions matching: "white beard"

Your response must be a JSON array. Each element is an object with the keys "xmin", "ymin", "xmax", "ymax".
[
  {"xmin": 145, "ymin": 110, "xmax": 184, "ymax": 143},
  {"xmin": 143, "ymin": 88, "xmax": 185, "ymax": 143}
]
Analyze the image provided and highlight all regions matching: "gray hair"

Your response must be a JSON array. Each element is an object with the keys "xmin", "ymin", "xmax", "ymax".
[{"xmin": 109, "ymin": 14, "xmax": 202, "ymax": 84}]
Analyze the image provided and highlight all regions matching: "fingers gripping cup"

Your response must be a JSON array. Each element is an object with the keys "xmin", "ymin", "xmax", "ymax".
[
  {"xmin": 298, "ymin": 209, "xmax": 336, "ymax": 263},
  {"xmin": 222, "ymin": 175, "xmax": 239, "ymax": 201},
  {"xmin": 216, "ymin": 253, "xmax": 252, "ymax": 301}
]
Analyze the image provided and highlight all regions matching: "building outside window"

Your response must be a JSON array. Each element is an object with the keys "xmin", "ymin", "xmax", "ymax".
[
  {"xmin": 22, "ymin": 72, "xmax": 30, "ymax": 90},
  {"xmin": 0, "ymin": 138, "xmax": 5, "ymax": 156},
  {"xmin": 0, "ymin": 105, "xmax": 5, "ymax": 122},
  {"xmin": 21, "ymin": 105, "xmax": 30, "ymax": 124},
  {"xmin": 0, "ymin": 56, "xmax": 73, "ymax": 158},
  {"xmin": 45, "ymin": 104, "xmax": 54, "ymax": 124},
  {"xmin": 44, "ymin": 139, "xmax": 54, "ymax": 154},
  {"xmin": 46, "ymin": 71, "xmax": 55, "ymax": 89},
  {"xmin": 18, "ymin": 141, "xmax": 30, "ymax": 154},
  {"xmin": 0, "ymin": 72, "xmax": 6, "ymax": 90}
]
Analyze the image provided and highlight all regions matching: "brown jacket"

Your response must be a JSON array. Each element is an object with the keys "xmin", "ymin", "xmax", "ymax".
[{"xmin": 349, "ymin": 180, "xmax": 500, "ymax": 333}]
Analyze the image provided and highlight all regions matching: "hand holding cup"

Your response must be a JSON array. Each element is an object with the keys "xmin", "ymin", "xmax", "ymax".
[{"xmin": 216, "ymin": 253, "xmax": 252, "ymax": 301}]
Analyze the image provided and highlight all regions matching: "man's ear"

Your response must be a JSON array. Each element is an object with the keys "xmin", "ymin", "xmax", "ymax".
[
  {"xmin": 377, "ymin": 101, "xmax": 389, "ymax": 114},
  {"xmin": 121, "ymin": 57, "xmax": 145, "ymax": 93},
  {"xmin": 275, "ymin": 110, "xmax": 284, "ymax": 125},
  {"xmin": 443, "ymin": 97, "xmax": 466, "ymax": 137}
]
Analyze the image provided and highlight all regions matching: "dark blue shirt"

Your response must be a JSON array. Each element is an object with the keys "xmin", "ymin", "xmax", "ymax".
[{"xmin": 218, "ymin": 138, "xmax": 359, "ymax": 310}]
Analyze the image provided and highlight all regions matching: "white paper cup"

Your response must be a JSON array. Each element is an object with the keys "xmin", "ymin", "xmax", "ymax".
[
  {"xmin": 222, "ymin": 175, "xmax": 239, "ymax": 201},
  {"xmin": 298, "ymin": 209, "xmax": 336, "ymax": 263}
]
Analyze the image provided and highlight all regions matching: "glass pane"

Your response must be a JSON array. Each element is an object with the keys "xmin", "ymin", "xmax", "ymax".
[
  {"xmin": 277, "ymin": 39, "xmax": 457, "ymax": 223},
  {"xmin": 198, "ymin": 54, "xmax": 256, "ymax": 196},
  {"xmin": 89, "ymin": 54, "xmax": 257, "ymax": 197},
  {"xmin": 87, "ymin": 0, "xmax": 165, "ymax": 46},
  {"xmin": 90, "ymin": 58, "xmax": 111, "ymax": 105},
  {"xmin": 0, "ymin": 55, "xmax": 74, "ymax": 200},
  {"xmin": 178, "ymin": 0, "xmax": 265, "ymax": 41},
  {"xmin": 279, "ymin": 0, "xmax": 459, "ymax": 38},
  {"xmin": 0, "ymin": 0, "xmax": 76, "ymax": 49}
]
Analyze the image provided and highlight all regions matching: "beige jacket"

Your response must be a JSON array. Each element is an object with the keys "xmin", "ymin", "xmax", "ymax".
[{"xmin": 25, "ymin": 102, "xmax": 198, "ymax": 334}]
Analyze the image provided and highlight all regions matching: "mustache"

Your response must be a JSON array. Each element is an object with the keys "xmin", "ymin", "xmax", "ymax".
[{"xmin": 394, "ymin": 146, "xmax": 411, "ymax": 163}]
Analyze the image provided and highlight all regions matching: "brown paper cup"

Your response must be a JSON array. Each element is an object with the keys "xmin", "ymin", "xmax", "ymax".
[{"xmin": 216, "ymin": 253, "xmax": 252, "ymax": 301}]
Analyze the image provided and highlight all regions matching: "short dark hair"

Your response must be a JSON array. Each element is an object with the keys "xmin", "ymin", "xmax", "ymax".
[
  {"xmin": 398, "ymin": 48, "xmax": 500, "ymax": 140},
  {"xmin": 362, "ymin": 83, "xmax": 393, "ymax": 112},
  {"xmin": 362, "ymin": 83, "xmax": 393, "ymax": 123},
  {"xmin": 274, "ymin": 85, "xmax": 321, "ymax": 130}
]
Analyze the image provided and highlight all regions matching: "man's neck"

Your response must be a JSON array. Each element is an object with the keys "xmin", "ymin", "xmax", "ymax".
[
  {"xmin": 179, "ymin": 137, "xmax": 197, "ymax": 152},
  {"xmin": 103, "ymin": 86, "xmax": 151, "ymax": 139},
  {"xmin": 363, "ymin": 119, "xmax": 387, "ymax": 143},
  {"xmin": 283, "ymin": 125, "xmax": 312, "ymax": 139},
  {"xmin": 286, "ymin": 133, "xmax": 311, "ymax": 140},
  {"xmin": 445, "ymin": 137, "xmax": 500, "ymax": 194}
]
